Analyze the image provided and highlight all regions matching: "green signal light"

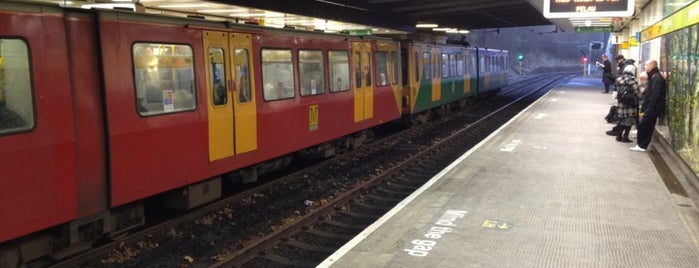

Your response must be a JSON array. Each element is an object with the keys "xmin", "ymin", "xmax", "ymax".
[{"xmin": 517, "ymin": 54, "xmax": 523, "ymax": 61}]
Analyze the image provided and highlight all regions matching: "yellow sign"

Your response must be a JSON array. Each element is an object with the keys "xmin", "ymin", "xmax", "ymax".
[
  {"xmin": 620, "ymin": 41, "xmax": 629, "ymax": 49},
  {"xmin": 309, "ymin": 104, "xmax": 319, "ymax": 131},
  {"xmin": 641, "ymin": 1, "xmax": 699, "ymax": 41}
]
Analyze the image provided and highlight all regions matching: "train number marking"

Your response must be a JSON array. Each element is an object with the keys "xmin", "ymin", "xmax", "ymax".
[{"xmin": 309, "ymin": 104, "xmax": 319, "ymax": 131}]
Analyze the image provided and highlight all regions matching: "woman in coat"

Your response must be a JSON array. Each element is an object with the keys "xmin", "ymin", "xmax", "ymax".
[{"xmin": 614, "ymin": 64, "xmax": 640, "ymax": 143}]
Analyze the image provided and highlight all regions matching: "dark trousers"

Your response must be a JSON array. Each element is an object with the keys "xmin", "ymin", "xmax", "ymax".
[
  {"xmin": 636, "ymin": 113, "xmax": 658, "ymax": 149},
  {"xmin": 603, "ymin": 81, "xmax": 611, "ymax": 93}
]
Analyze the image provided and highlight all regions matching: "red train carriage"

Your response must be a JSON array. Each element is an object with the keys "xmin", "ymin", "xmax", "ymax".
[{"xmin": 0, "ymin": 1, "xmax": 401, "ymax": 265}]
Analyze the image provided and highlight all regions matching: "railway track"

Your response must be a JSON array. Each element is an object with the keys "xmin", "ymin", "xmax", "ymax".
[{"xmin": 54, "ymin": 74, "xmax": 572, "ymax": 268}]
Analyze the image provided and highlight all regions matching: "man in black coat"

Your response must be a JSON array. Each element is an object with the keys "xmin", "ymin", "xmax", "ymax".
[
  {"xmin": 601, "ymin": 54, "xmax": 612, "ymax": 93},
  {"xmin": 630, "ymin": 60, "xmax": 666, "ymax": 152}
]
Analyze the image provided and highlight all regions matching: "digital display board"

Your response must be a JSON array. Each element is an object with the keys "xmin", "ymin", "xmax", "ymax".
[{"xmin": 543, "ymin": 0, "xmax": 634, "ymax": 18}]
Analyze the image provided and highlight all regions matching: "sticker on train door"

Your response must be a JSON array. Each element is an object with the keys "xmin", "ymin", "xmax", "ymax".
[{"xmin": 309, "ymin": 104, "xmax": 319, "ymax": 131}]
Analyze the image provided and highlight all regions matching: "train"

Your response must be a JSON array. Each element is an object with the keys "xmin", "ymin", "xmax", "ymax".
[{"xmin": 0, "ymin": 1, "xmax": 507, "ymax": 265}]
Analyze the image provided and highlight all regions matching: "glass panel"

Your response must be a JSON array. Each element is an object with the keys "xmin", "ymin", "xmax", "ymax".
[
  {"xmin": 133, "ymin": 43, "xmax": 196, "ymax": 116},
  {"xmin": 414, "ymin": 51, "xmax": 419, "ymax": 82},
  {"xmin": 235, "ymin": 48, "xmax": 251, "ymax": 102},
  {"xmin": 0, "ymin": 39, "xmax": 33, "ymax": 134},
  {"xmin": 209, "ymin": 47, "xmax": 227, "ymax": 106},
  {"xmin": 299, "ymin": 50, "xmax": 325, "ymax": 96},
  {"xmin": 423, "ymin": 52, "xmax": 431, "ymax": 81},
  {"xmin": 363, "ymin": 51, "xmax": 371, "ymax": 86},
  {"xmin": 374, "ymin": 51, "xmax": 389, "ymax": 86},
  {"xmin": 329, "ymin": 50, "xmax": 349, "ymax": 92},
  {"xmin": 354, "ymin": 51, "xmax": 361, "ymax": 87},
  {"xmin": 261, "ymin": 49, "xmax": 294, "ymax": 101},
  {"xmin": 391, "ymin": 51, "xmax": 399, "ymax": 85},
  {"xmin": 441, "ymin": 54, "xmax": 449, "ymax": 78}
]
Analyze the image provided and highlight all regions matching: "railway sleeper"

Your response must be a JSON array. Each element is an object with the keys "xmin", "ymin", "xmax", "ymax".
[{"xmin": 283, "ymin": 240, "xmax": 337, "ymax": 254}]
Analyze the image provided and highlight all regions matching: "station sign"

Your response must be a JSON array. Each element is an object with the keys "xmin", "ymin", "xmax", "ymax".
[
  {"xmin": 543, "ymin": 0, "xmax": 634, "ymax": 18},
  {"xmin": 574, "ymin": 26, "xmax": 613, "ymax": 33}
]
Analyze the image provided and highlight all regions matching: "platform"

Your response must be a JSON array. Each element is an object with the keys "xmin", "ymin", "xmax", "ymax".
[{"xmin": 319, "ymin": 76, "xmax": 699, "ymax": 267}]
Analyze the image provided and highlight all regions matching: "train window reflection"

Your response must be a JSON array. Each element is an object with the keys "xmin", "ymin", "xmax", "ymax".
[
  {"xmin": 262, "ymin": 49, "xmax": 294, "ymax": 101},
  {"xmin": 133, "ymin": 43, "xmax": 196, "ymax": 116},
  {"xmin": 0, "ymin": 38, "xmax": 34, "ymax": 135},
  {"xmin": 329, "ymin": 50, "xmax": 349, "ymax": 93},
  {"xmin": 299, "ymin": 50, "xmax": 325, "ymax": 96}
]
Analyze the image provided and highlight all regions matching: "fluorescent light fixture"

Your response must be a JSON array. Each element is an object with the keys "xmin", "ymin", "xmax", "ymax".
[
  {"xmin": 82, "ymin": 3, "xmax": 135, "ymax": 10},
  {"xmin": 416, "ymin": 23, "xmax": 438, "ymax": 28},
  {"xmin": 459, "ymin": 30, "xmax": 470, "ymax": 34}
]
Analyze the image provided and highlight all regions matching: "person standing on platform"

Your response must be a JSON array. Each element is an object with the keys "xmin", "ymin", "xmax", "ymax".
[
  {"xmin": 631, "ymin": 60, "xmax": 666, "ymax": 152},
  {"xmin": 600, "ymin": 54, "xmax": 613, "ymax": 93},
  {"xmin": 613, "ymin": 64, "xmax": 639, "ymax": 143}
]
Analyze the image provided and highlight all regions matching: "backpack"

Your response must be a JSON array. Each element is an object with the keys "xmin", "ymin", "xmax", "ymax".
[{"xmin": 619, "ymin": 88, "xmax": 637, "ymax": 106}]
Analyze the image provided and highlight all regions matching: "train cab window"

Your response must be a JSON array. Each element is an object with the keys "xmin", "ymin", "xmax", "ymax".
[
  {"xmin": 133, "ymin": 43, "xmax": 196, "ymax": 116},
  {"xmin": 235, "ymin": 48, "xmax": 251, "ymax": 103},
  {"xmin": 422, "ymin": 52, "xmax": 431, "ymax": 81},
  {"xmin": 374, "ymin": 51, "xmax": 389, "ymax": 86},
  {"xmin": 299, "ymin": 50, "xmax": 325, "ymax": 96},
  {"xmin": 209, "ymin": 48, "xmax": 227, "ymax": 106},
  {"xmin": 261, "ymin": 49, "xmax": 294, "ymax": 101},
  {"xmin": 329, "ymin": 50, "xmax": 349, "ymax": 92},
  {"xmin": 391, "ymin": 51, "xmax": 399, "ymax": 85},
  {"xmin": 441, "ymin": 54, "xmax": 449, "ymax": 78},
  {"xmin": 0, "ymin": 38, "xmax": 34, "ymax": 134}
]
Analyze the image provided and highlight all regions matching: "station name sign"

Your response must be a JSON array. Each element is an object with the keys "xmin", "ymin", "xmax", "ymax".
[{"xmin": 543, "ymin": 0, "xmax": 634, "ymax": 18}]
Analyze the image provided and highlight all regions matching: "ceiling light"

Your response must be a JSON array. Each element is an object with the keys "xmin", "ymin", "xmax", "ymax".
[{"xmin": 416, "ymin": 23, "xmax": 438, "ymax": 28}]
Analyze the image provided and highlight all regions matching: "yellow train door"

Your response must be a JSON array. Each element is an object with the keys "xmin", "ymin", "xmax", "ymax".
[
  {"xmin": 351, "ymin": 41, "xmax": 373, "ymax": 122},
  {"xmin": 204, "ymin": 31, "xmax": 257, "ymax": 162},
  {"xmin": 230, "ymin": 33, "xmax": 257, "ymax": 154}
]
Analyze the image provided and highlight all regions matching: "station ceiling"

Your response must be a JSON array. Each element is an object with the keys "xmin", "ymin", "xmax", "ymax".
[
  {"xmin": 37, "ymin": 0, "xmax": 653, "ymax": 34},
  {"xmin": 211, "ymin": 0, "xmax": 553, "ymax": 32}
]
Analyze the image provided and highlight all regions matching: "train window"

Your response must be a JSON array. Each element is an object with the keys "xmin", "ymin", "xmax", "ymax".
[
  {"xmin": 261, "ymin": 49, "xmax": 294, "ymax": 101},
  {"xmin": 354, "ymin": 52, "xmax": 361, "ymax": 87},
  {"xmin": 235, "ymin": 48, "xmax": 251, "ymax": 103},
  {"xmin": 449, "ymin": 54, "xmax": 457, "ymax": 77},
  {"xmin": 457, "ymin": 54, "xmax": 464, "ymax": 76},
  {"xmin": 433, "ymin": 53, "xmax": 440, "ymax": 79},
  {"xmin": 391, "ymin": 51, "xmax": 399, "ymax": 85},
  {"xmin": 133, "ymin": 43, "xmax": 196, "ymax": 116},
  {"xmin": 414, "ymin": 52, "xmax": 419, "ymax": 82},
  {"xmin": 363, "ymin": 52, "xmax": 371, "ymax": 86},
  {"xmin": 209, "ymin": 47, "xmax": 227, "ymax": 106},
  {"xmin": 299, "ymin": 50, "xmax": 325, "ymax": 96},
  {"xmin": 422, "ymin": 52, "xmax": 430, "ymax": 81},
  {"xmin": 0, "ymin": 38, "xmax": 33, "ymax": 134},
  {"xmin": 441, "ymin": 54, "xmax": 449, "ymax": 78},
  {"xmin": 374, "ymin": 51, "xmax": 389, "ymax": 86},
  {"xmin": 329, "ymin": 50, "xmax": 349, "ymax": 93}
]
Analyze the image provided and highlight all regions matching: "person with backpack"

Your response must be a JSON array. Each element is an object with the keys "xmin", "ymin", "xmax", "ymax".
[
  {"xmin": 631, "ymin": 60, "xmax": 667, "ymax": 152},
  {"xmin": 613, "ymin": 64, "xmax": 640, "ymax": 143}
]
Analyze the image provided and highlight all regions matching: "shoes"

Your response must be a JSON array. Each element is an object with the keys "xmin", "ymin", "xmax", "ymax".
[
  {"xmin": 630, "ymin": 145, "xmax": 646, "ymax": 152},
  {"xmin": 606, "ymin": 130, "xmax": 619, "ymax": 136},
  {"xmin": 620, "ymin": 138, "xmax": 633, "ymax": 143}
]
